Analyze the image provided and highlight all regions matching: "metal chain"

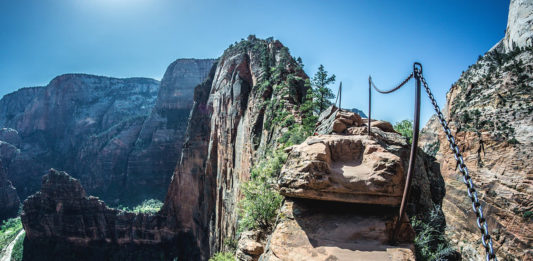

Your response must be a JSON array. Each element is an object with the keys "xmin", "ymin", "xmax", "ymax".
[
  {"xmin": 370, "ymin": 73, "xmax": 413, "ymax": 94},
  {"xmin": 418, "ymin": 71, "xmax": 497, "ymax": 261}
]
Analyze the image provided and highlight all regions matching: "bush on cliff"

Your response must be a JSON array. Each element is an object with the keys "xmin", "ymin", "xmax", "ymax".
[
  {"xmin": 118, "ymin": 199, "xmax": 163, "ymax": 214},
  {"xmin": 411, "ymin": 206, "xmax": 457, "ymax": 260},
  {"xmin": 209, "ymin": 251, "xmax": 235, "ymax": 261},
  {"xmin": 394, "ymin": 119, "xmax": 413, "ymax": 144},
  {"xmin": 239, "ymin": 150, "xmax": 285, "ymax": 232}
]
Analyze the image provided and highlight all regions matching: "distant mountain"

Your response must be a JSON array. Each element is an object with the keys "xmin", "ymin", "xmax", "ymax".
[
  {"xmin": 348, "ymin": 108, "xmax": 367, "ymax": 118},
  {"xmin": 0, "ymin": 59, "xmax": 215, "ymax": 207}
]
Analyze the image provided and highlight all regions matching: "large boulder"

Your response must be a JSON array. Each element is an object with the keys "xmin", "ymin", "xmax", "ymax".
[{"xmin": 278, "ymin": 134, "xmax": 405, "ymax": 205}]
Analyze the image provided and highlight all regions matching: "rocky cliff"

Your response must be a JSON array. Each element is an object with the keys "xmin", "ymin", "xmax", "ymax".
[
  {"xmin": 21, "ymin": 169, "xmax": 178, "ymax": 260},
  {"xmin": 161, "ymin": 36, "xmax": 309, "ymax": 259},
  {"xmin": 0, "ymin": 58, "xmax": 214, "ymax": 206},
  {"xmin": 21, "ymin": 36, "xmax": 308, "ymax": 260},
  {"xmin": 420, "ymin": 1, "xmax": 533, "ymax": 259},
  {"xmin": 0, "ymin": 161, "xmax": 19, "ymax": 222},
  {"xmin": 492, "ymin": 0, "xmax": 533, "ymax": 53},
  {"xmin": 21, "ymin": 36, "xmax": 448, "ymax": 261}
]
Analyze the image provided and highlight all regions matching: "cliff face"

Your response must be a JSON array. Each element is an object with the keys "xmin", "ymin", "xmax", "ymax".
[
  {"xmin": 421, "ymin": 1, "xmax": 533, "ymax": 259},
  {"xmin": 21, "ymin": 169, "xmax": 178, "ymax": 260},
  {"xmin": 0, "ymin": 58, "xmax": 214, "ymax": 205},
  {"xmin": 162, "ymin": 36, "xmax": 309, "ymax": 259},
  {"xmin": 20, "ymin": 37, "xmax": 308, "ymax": 260},
  {"xmin": 0, "ymin": 161, "xmax": 19, "ymax": 222},
  {"xmin": 494, "ymin": 0, "xmax": 533, "ymax": 53}
]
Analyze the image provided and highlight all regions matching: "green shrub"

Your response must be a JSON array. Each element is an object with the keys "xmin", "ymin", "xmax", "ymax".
[
  {"xmin": 239, "ymin": 171, "xmax": 283, "ymax": 231},
  {"xmin": 411, "ymin": 207, "xmax": 456, "ymax": 260},
  {"xmin": 10, "ymin": 231, "xmax": 25, "ymax": 261},
  {"xmin": 119, "ymin": 199, "xmax": 163, "ymax": 214},
  {"xmin": 209, "ymin": 252, "xmax": 235, "ymax": 261},
  {"xmin": 508, "ymin": 137, "xmax": 519, "ymax": 144},
  {"xmin": 0, "ymin": 217, "xmax": 23, "ymax": 252},
  {"xmin": 523, "ymin": 211, "xmax": 533, "ymax": 220},
  {"xmin": 394, "ymin": 120, "xmax": 413, "ymax": 144}
]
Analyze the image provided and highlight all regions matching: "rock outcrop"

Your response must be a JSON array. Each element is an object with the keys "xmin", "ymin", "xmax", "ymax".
[
  {"xmin": 495, "ymin": 0, "xmax": 533, "ymax": 53},
  {"xmin": 21, "ymin": 36, "xmax": 309, "ymax": 260},
  {"xmin": 21, "ymin": 169, "xmax": 179, "ymax": 261},
  {"xmin": 0, "ymin": 161, "xmax": 19, "ymax": 222},
  {"xmin": 0, "ymin": 58, "xmax": 214, "ymax": 205},
  {"xmin": 421, "ymin": 1, "xmax": 533, "ymax": 259},
  {"xmin": 258, "ymin": 108, "xmax": 445, "ymax": 261},
  {"xmin": 161, "ymin": 36, "xmax": 309, "ymax": 259}
]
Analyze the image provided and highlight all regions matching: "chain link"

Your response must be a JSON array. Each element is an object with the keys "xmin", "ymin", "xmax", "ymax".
[{"xmin": 417, "ymin": 71, "xmax": 497, "ymax": 261}]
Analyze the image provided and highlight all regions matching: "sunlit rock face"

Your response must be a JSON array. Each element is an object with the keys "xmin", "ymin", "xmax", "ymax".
[
  {"xmin": 504, "ymin": 0, "xmax": 533, "ymax": 52},
  {"xmin": 0, "ymin": 58, "xmax": 214, "ymax": 206},
  {"xmin": 161, "ymin": 36, "xmax": 309, "ymax": 260},
  {"xmin": 421, "ymin": 1, "xmax": 533, "ymax": 259},
  {"xmin": 259, "ymin": 108, "xmax": 445, "ymax": 261}
]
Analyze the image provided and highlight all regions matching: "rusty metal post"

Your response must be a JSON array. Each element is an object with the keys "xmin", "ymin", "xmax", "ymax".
[{"xmin": 392, "ymin": 63, "xmax": 422, "ymax": 243}]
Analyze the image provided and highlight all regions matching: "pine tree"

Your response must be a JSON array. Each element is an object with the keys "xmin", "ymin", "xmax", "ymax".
[{"xmin": 312, "ymin": 64, "xmax": 336, "ymax": 113}]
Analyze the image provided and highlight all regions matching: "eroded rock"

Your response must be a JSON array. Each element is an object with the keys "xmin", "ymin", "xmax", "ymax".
[{"xmin": 278, "ymin": 134, "xmax": 405, "ymax": 205}]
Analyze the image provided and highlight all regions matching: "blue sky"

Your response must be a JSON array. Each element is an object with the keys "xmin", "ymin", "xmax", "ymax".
[{"xmin": 0, "ymin": 0, "xmax": 509, "ymax": 124}]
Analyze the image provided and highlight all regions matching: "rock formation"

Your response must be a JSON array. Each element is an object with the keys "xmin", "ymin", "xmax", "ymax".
[
  {"xmin": 161, "ymin": 36, "xmax": 309, "ymax": 260},
  {"xmin": 21, "ymin": 36, "xmax": 309, "ymax": 260},
  {"xmin": 0, "ymin": 161, "xmax": 19, "ymax": 222},
  {"xmin": 420, "ymin": 1, "xmax": 533, "ymax": 259},
  {"xmin": 0, "ymin": 58, "xmax": 214, "ymax": 206},
  {"xmin": 20, "ymin": 37, "xmax": 447, "ymax": 261},
  {"xmin": 257, "ymin": 108, "xmax": 445, "ymax": 261},
  {"xmin": 21, "ymin": 169, "xmax": 179, "ymax": 260},
  {"xmin": 492, "ymin": 0, "xmax": 533, "ymax": 53}
]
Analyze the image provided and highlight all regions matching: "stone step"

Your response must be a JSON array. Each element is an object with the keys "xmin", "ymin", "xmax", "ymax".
[{"xmin": 261, "ymin": 199, "xmax": 415, "ymax": 261}]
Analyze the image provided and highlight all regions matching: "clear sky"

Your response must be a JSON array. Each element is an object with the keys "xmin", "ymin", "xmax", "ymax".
[{"xmin": 0, "ymin": 0, "xmax": 509, "ymax": 125}]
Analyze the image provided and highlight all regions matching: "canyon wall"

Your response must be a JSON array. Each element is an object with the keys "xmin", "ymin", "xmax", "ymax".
[
  {"xmin": 421, "ymin": 1, "xmax": 533, "ymax": 259},
  {"xmin": 0, "ymin": 160, "xmax": 19, "ymax": 222},
  {"xmin": 161, "ymin": 36, "xmax": 309, "ymax": 259},
  {"xmin": 0, "ymin": 59, "xmax": 214, "ymax": 206}
]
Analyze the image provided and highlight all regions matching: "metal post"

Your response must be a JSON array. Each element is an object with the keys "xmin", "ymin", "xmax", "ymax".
[
  {"xmin": 339, "ymin": 81, "xmax": 342, "ymax": 110},
  {"xmin": 392, "ymin": 63, "xmax": 422, "ymax": 243},
  {"xmin": 368, "ymin": 76, "xmax": 372, "ymax": 135}
]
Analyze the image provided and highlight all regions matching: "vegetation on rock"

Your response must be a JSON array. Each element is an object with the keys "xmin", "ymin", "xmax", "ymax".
[
  {"xmin": 311, "ymin": 64, "xmax": 336, "ymax": 113},
  {"xmin": 0, "ymin": 217, "xmax": 22, "ymax": 253},
  {"xmin": 209, "ymin": 252, "xmax": 235, "ymax": 261},
  {"xmin": 394, "ymin": 119, "xmax": 414, "ymax": 144},
  {"xmin": 411, "ymin": 207, "xmax": 457, "ymax": 261},
  {"xmin": 118, "ymin": 199, "xmax": 163, "ymax": 214},
  {"xmin": 10, "ymin": 231, "xmax": 24, "ymax": 261}
]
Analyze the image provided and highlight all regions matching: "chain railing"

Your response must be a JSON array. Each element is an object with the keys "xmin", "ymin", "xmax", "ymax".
[{"xmin": 368, "ymin": 63, "xmax": 497, "ymax": 261}]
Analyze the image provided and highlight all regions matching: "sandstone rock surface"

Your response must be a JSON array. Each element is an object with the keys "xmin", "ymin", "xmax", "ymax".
[
  {"xmin": 162, "ymin": 36, "xmax": 309, "ymax": 259},
  {"xmin": 261, "ymin": 200, "xmax": 415, "ymax": 261},
  {"xmin": 278, "ymin": 134, "xmax": 405, "ymax": 205},
  {"xmin": 421, "ymin": 2, "xmax": 533, "ymax": 258}
]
